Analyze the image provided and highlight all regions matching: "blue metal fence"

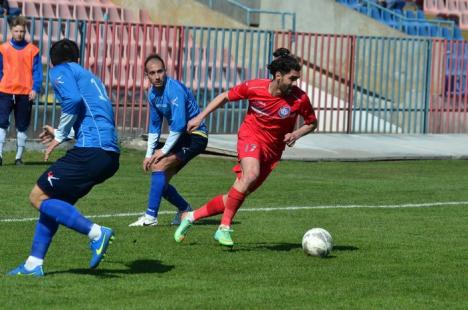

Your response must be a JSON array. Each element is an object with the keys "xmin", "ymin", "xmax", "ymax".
[{"xmin": 2, "ymin": 17, "xmax": 467, "ymax": 138}]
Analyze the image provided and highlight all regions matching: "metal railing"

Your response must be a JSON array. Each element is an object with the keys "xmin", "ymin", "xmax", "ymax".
[
  {"xmin": 199, "ymin": 0, "xmax": 296, "ymax": 32},
  {"xmin": 4, "ymin": 16, "xmax": 468, "ymax": 138},
  {"xmin": 358, "ymin": 0, "xmax": 456, "ymax": 38}
]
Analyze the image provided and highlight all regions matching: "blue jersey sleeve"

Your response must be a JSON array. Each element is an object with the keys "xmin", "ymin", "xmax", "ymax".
[
  {"xmin": 168, "ymin": 87, "xmax": 187, "ymax": 133},
  {"xmin": 49, "ymin": 67, "xmax": 82, "ymax": 114},
  {"xmin": 32, "ymin": 53, "xmax": 43, "ymax": 93},
  {"xmin": 148, "ymin": 98, "xmax": 162, "ymax": 135}
]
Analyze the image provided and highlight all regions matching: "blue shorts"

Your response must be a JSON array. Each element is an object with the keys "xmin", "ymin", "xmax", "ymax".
[
  {"xmin": 37, "ymin": 147, "xmax": 120, "ymax": 204},
  {"xmin": 0, "ymin": 93, "xmax": 32, "ymax": 131},
  {"xmin": 171, "ymin": 131, "xmax": 207, "ymax": 169}
]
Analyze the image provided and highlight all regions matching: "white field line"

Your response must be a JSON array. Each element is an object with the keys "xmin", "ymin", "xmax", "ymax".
[{"xmin": 2, "ymin": 201, "xmax": 468, "ymax": 223}]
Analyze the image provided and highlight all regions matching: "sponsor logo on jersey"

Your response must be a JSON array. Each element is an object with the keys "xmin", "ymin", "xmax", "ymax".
[{"xmin": 278, "ymin": 106, "xmax": 291, "ymax": 118}]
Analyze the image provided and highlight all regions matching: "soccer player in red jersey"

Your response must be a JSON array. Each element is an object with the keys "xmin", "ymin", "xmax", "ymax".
[{"xmin": 174, "ymin": 48, "xmax": 317, "ymax": 246}]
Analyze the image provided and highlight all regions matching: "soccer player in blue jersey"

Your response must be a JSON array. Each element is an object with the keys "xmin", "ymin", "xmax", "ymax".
[
  {"xmin": 7, "ymin": 39, "xmax": 120, "ymax": 277},
  {"xmin": 128, "ymin": 54, "xmax": 208, "ymax": 227}
]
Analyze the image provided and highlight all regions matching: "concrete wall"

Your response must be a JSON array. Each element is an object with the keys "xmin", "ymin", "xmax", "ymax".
[
  {"xmin": 112, "ymin": 0, "xmax": 247, "ymax": 28},
  {"xmin": 259, "ymin": 0, "xmax": 406, "ymax": 37},
  {"xmin": 113, "ymin": 0, "xmax": 406, "ymax": 37},
  {"xmin": 194, "ymin": 0, "xmax": 260, "ymax": 26}
]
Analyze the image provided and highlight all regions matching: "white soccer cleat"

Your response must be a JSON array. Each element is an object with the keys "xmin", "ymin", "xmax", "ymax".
[{"xmin": 128, "ymin": 215, "xmax": 158, "ymax": 227}]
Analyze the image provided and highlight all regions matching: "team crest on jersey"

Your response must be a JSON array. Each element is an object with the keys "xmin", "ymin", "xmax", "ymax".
[{"xmin": 278, "ymin": 106, "xmax": 291, "ymax": 118}]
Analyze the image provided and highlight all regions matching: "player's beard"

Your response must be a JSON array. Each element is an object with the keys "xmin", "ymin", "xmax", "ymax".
[{"xmin": 280, "ymin": 83, "xmax": 292, "ymax": 95}]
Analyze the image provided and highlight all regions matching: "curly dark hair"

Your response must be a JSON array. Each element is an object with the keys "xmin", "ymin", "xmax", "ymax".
[{"xmin": 267, "ymin": 48, "xmax": 301, "ymax": 76}]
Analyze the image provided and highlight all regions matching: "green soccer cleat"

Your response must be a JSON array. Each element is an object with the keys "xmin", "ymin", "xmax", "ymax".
[
  {"xmin": 214, "ymin": 227, "xmax": 234, "ymax": 247},
  {"xmin": 174, "ymin": 218, "xmax": 193, "ymax": 243}
]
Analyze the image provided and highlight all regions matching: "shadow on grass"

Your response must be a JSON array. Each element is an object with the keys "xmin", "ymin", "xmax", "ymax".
[
  {"xmin": 22, "ymin": 161, "xmax": 53, "ymax": 166},
  {"xmin": 333, "ymin": 245, "xmax": 359, "ymax": 251},
  {"xmin": 46, "ymin": 259, "xmax": 174, "ymax": 278},
  {"xmin": 196, "ymin": 219, "xmax": 240, "ymax": 226},
  {"xmin": 221, "ymin": 243, "xmax": 359, "ymax": 254}
]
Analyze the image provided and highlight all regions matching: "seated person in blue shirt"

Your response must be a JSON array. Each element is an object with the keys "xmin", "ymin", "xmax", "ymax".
[
  {"xmin": 128, "ymin": 54, "xmax": 208, "ymax": 227},
  {"xmin": 8, "ymin": 39, "xmax": 120, "ymax": 277}
]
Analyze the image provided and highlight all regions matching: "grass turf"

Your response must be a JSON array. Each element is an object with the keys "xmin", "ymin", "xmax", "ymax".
[{"xmin": 1, "ymin": 149, "xmax": 468, "ymax": 309}]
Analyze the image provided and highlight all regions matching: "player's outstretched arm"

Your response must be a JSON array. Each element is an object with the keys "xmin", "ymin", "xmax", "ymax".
[
  {"xmin": 187, "ymin": 91, "xmax": 229, "ymax": 133},
  {"xmin": 39, "ymin": 125, "xmax": 60, "ymax": 161}
]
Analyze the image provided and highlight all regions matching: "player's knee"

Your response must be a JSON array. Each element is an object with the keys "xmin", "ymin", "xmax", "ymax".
[
  {"xmin": 240, "ymin": 170, "xmax": 260, "ymax": 186},
  {"xmin": 29, "ymin": 186, "xmax": 47, "ymax": 210},
  {"xmin": 151, "ymin": 156, "xmax": 178, "ymax": 172}
]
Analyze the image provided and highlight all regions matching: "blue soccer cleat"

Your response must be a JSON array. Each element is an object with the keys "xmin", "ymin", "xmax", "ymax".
[
  {"xmin": 7, "ymin": 263, "xmax": 44, "ymax": 277},
  {"xmin": 89, "ymin": 226, "xmax": 114, "ymax": 269}
]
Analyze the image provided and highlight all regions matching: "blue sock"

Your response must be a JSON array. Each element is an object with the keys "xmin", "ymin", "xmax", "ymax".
[
  {"xmin": 146, "ymin": 171, "xmax": 167, "ymax": 217},
  {"xmin": 163, "ymin": 184, "xmax": 189, "ymax": 212},
  {"xmin": 40, "ymin": 199, "xmax": 93, "ymax": 235},
  {"xmin": 30, "ymin": 213, "xmax": 59, "ymax": 259}
]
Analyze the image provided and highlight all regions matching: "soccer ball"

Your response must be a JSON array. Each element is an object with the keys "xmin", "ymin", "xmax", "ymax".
[{"xmin": 302, "ymin": 228, "xmax": 333, "ymax": 257}]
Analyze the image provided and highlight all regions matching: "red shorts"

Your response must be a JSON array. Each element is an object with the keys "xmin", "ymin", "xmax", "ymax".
[{"xmin": 233, "ymin": 133, "xmax": 281, "ymax": 193}]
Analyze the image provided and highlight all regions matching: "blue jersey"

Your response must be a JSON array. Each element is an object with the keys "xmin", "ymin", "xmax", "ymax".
[
  {"xmin": 147, "ymin": 77, "xmax": 207, "ymax": 136},
  {"xmin": 49, "ymin": 62, "xmax": 119, "ymax": 153}
]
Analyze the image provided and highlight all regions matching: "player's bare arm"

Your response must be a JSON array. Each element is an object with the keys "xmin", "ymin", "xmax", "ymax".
[
  {"xmin": 284, "ymin": 120, "xmax": 317, "ymax": 147},
  {"xmin": 187, "ymin": 91, "xmax": 230, "ymax": 133}
]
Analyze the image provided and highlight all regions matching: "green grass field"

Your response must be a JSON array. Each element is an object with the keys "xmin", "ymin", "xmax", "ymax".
[{"xmin": 2, "ymin": 149, "xmax": 468, "ymax": 309}]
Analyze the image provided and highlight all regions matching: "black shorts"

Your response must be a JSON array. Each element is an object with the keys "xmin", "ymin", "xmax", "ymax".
[
  {"xmin": 171, "ymin": 131, "xmax": 208, "ymax": 169},
  {"xmin": 37, "ymin": 147, "xmax": 120, "ymax": 204},
  {"xmin": 0, "ymin": 93, "xmax": 32, "ymax": 131}
]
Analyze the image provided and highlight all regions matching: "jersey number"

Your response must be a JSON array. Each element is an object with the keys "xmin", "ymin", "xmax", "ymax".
[{"xmin": 91, "ymin": 78, "xmax": 109, "ymax": 101}]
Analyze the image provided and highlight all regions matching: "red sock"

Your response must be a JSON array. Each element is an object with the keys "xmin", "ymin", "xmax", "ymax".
[
  {"xmin": 221, "ymin": 187, "xmax": 246, "ymax": 227},
  {"xmin": 193, "ymin": 195, "xmax": 225, "ymax": 221}
]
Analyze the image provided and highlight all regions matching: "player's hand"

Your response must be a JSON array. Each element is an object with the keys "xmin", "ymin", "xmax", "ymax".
[
  {"xmin": 44, "ymin": 139, "xmax": 60, "ymax": 161},
  {"xmin": 187, "ymin": 115, "xmax": 203, "ymax": 133},
  {"xmin": 284, "ymin": 132, "xmax": 298, "ymax": 147},
  {"xmin": 29, "ymin": 90, "xmax": 37, "ymax": 101},
  {"xmin": 39, "ymin": 125, "xmax": 55, "ymax": 144},
  {"xmin": 142, "ymin": 157, "xmax": 152, "ymax": 172},
  {"xmin": 143, "ymin": 150, "xmax": 165, "ymax": 172}
]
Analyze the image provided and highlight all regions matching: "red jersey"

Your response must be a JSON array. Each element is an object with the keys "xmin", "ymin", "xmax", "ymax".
[{"xmin": 228, "ymin": 79, "xmax": 316, "ymax": 159}]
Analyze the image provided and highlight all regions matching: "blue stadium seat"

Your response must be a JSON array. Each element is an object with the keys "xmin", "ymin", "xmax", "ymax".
[
  {"xmin": 430, "ymin": 25, "xmax": 441, "ymax": 37},
  {"xmin": 453, "ymin": 27, "xmax": 464, "ymax": 40},
  {"xmin": 358, "ymin": 5, "xmax": 368, "ymax": 15},
  {"xmin": 339, "ymin": 0, "xmax": 361, "ymax": 10},
  {"xmin": 369, "ymin": 7, "xmax": 382, "ymax": 21},
  {"xmin": 417, "ymin": 23, "xmax": 431, "ymax": 36},
  {"xmin": 383, "ymin": 10, "xmax": 398, "ymax": 28},
  {"xmin": 403, "ymin": 22, "xmax": 418, "ymax": 35},
  {"xmin": 404, "ymin": 10, "xmax": 415, "ymax": 19},
  {"xmin": 442, "ymin": 28, "xmax": 451, "ymax": 39},
  {"xmin": 416, "ymin": 10, "xmax": 425, "ymax": 20}
]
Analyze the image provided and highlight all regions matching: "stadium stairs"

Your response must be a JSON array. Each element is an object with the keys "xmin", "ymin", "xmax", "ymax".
[{"xmin": 337, "ymin": 0, "xmax": 468, "ymax": 99}]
